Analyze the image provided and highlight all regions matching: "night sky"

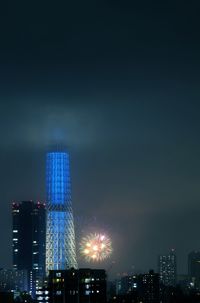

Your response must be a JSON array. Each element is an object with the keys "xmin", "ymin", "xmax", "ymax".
[{"xmin": 0, "ymin": 1, "xmax": 200, "ymax": 276}]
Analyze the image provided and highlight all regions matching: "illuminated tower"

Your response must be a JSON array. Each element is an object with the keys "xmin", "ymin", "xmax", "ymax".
[{"xmin": 46, "ymin": 151, "xmax": 77, "ymax": 272}]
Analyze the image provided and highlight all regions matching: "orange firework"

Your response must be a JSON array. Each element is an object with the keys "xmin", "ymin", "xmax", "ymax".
[{"xmin": 80, "ymin": 233, "xmax": 112, "ymax": 262}]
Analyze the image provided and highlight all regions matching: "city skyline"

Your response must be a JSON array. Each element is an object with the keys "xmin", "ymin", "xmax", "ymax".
[
  {"xmin": 2, "ymin": 148, "xmax": 200, "ymax": 277},
  {"xmin": 0, "ymin": 1, "xmax": 200, "ymax": 279}
]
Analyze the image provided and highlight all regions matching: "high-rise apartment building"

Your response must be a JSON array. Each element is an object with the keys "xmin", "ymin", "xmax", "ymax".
[
  {"xmin": 138, "ymin": 270, "xmax": 160, "ymax": 303},
  {"xmin": 46, "ymin": 151, "xmax": 77, "ymax": 272},
  {"xmin": 188, "ymin": 251, "xmax": 200, "ymax": 289},
  {"xmin": 158, "ymin": 249, "xmax": 177, "ymax": 287},
  {"xmin": 48, "ymin": 268, "xmax": 106, "ymax": 303},
  {"xmin": 12, "ymin": 201, "xmax": 46, "ymax": 295}
]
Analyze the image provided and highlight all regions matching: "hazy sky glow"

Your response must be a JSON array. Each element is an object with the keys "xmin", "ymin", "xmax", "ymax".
[{"xmin": 0, "ymin": 1, "xmax": 200, "ymax": 276}]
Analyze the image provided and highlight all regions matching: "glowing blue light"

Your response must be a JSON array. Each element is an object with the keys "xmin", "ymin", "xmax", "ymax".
[
  {"xmin": 46, "ymin": 152, "xmax": 77, "ymax": 271},
  {"xmin": 46, "ymin": 152, "xmax": 70, "ymax": 206}
]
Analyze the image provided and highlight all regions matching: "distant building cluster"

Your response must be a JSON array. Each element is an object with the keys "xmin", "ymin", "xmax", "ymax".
[
  {"xmin": 106, "ymin": 250, "xmax": 200, "ymax": 302},
  {"xmin": 1, "ymin": 151, "xmax": 200, "ymax": 302}
]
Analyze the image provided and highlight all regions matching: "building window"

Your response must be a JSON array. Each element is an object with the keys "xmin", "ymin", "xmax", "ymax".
[{"xmin": 56, "ymin": 290, "xmax": 62, "ymax": 295}]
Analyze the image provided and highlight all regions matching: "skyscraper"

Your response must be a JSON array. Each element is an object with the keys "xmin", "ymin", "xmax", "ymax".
[
  {"xmin": 158, "ymin": 249, "xmax": 177, "ymax": 287},
  {"xmin": 12, "ymin": 201, "xmax": 46, "ymax": 294},
  {"xmin": 138, "ymin": 270, "xmax": 160, "ymax": 303},
  {"xmin": 188, "ymin": 251, "xmax": 200, "ymax": 289},
  {"xmin": 46, "ymin": 151, "xmax": 77, "ymax": 272}
]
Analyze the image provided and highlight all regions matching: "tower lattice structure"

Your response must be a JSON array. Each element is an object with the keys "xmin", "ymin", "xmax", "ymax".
[{"xmin": 46, "ymin": 152, "xmax": 77, "ymax": 272}]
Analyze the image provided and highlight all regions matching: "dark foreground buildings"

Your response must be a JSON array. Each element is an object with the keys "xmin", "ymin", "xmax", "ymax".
[
  {"xmin": 188, "ymin": 251, "xmax": 200, "ymax": 290},
  {"xmin": 12, "ymin": 201, "xmax": 46, "ymax": 296},
  {"xmin": 0, "ymin": 291, "xmax": 14, "ymax": 303},
  {"xmin": 140, "ymin": 270, "xmax": 160, "ymax": 303},
  {"xmin": 36, "ymin": 268, "xmax": 107, "ymax": 303},
  {"xmin": 111, "ymin": 270, "xmax": 160, "ymax": 303}
]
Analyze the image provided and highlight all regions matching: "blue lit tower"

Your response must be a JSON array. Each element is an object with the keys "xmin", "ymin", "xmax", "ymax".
[{"xmin": 46, "ymin": 152, "xmax": 77, "ymax": 272}]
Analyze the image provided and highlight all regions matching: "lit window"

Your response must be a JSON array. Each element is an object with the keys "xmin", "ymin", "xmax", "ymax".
[
  {"xmin": 56, "ymin": 290, "xmax": 62, "ymax": 295},
  {"xmin": 37, "ymin": 291, "xmax": 43, "ymax": 295}
]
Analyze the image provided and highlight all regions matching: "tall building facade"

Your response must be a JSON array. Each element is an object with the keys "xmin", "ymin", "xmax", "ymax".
[
  {"xmin": 138, "ymin": 270, "xmax": 160, "ymax": 303},
  {"xmin": 48, "ymin": 268, "xmax": 106, "ymax": 303},
  {"xmin": 158, "ymin": 249, "xmax": 177, "ymax": 287},
  {"xmin": 46, "ymin": 152, "xmax": 77, "ymax": 272},
  {"xmin": 188, "ymin": 251, "xmax": 200, "ymax": 289},
  {"xmin": 12, "ymin": 201, "xmax": 46, "ymax": 294}
]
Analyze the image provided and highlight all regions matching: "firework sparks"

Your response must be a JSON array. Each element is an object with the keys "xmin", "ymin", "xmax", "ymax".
[{"xmin": 80, "ymin": 233, "xmax": 112, "ymax": 262}]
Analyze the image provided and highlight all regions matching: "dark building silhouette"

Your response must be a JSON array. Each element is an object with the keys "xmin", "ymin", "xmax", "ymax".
[
  {"xmin": 48, "ymin": 268, "xmax": 106, "ymax": 303},
  {"xmin": 188, "ymin": 251, "xmax": 200, "ymax": 289},
  {"xmin": 108, "ymin": 293, "xmax": 138, "ymax": 303},
  {"xmin": 110, "ymin": 271, "xmax": 159, "ymax": 303},
  {"xmin": 0, "ymin": 269, "xmax": 28, "ymax": 293},
  {"xmin": 116, "ymin": 275, "xmax": 138, "ymax": 295},
  {"xmin": 107, "ymin": 280, "xmax": 117, "ymax": 301},
  {"xmin": 177, "ymin": 274, "xmax": 189, "ymax": 291},
  {"xmin": 0, "ymin": 292, "xmax": 14, "ymax": 303},
  {"xmin": 12, "ymin": 201, "xmax": 46, "ymax": 296},
  {"xmin": 158, "ymin": 249, "xmax": 177, "ymax": 287},
  {"xmin": 138, "ymin": 270, "xmax": 160, "ymax": 303}
]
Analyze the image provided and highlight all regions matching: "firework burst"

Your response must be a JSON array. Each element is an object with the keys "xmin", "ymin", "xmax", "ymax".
[{"xmin": 80, "ymin": 233, "xmax": 112, "ymax": 262}]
